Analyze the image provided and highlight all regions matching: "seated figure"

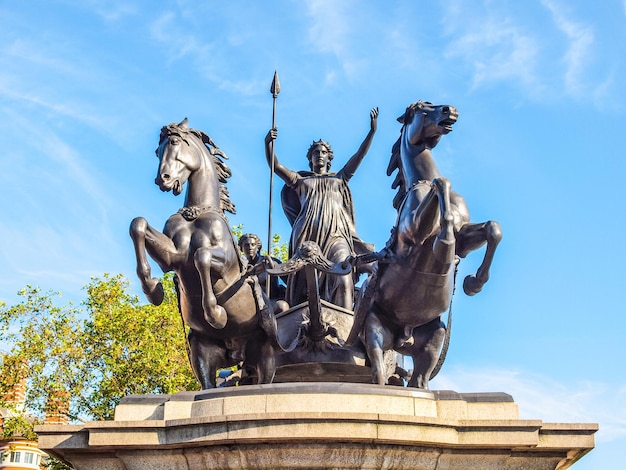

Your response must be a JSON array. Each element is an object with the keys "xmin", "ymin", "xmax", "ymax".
[{"xmin": 238, "ymin": 233, "xmax": 289, "ymax": 313}]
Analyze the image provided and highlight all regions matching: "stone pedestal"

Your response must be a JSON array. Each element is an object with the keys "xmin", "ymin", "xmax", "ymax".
[{"xmin": 35, "ymin": 383, "xmax": 597, "ymax": 469}]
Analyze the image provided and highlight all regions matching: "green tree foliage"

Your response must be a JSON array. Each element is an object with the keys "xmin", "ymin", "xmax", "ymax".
[
  {"xmin": 42, "ymin": 457, "xmax": 74, "ymax": 470},
  {"xmin": 0, "ymin": 414, "xmax": 38, "ymax": 441},
  {"xmin": 80, "ymin": 273, "xmax": 197, "ymax": 419},
  {"xmin": 0, "ymin": 227, "xmax": 289, "ymax": 424},
  {"xmin": 0, "ymin": 274, "xmax": 197, "ymax": 423},
  {"xmin": 231, "ymin": 223, "xmax": 244, "ymax": 240},
  {"xmin": 0, "ymin": 228, "xmax": 289, "ymax": 470},
  {"xmin": 270, "ymin": 233, "xmax": 289, "ymax": 262},
  {"xmin": 0, "ymin": 288, "xmax": 84, "ymax": 419}
]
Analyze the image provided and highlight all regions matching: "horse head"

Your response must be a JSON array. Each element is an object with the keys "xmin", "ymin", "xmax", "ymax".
[
  {"xmin": 398, "ymin": 101, "xmax": 458, "ymax": 150},
  {"xmin": 388, "ymin": 101, "xmax": 459, "ymax": 209},
  {"xmin": 155, "ymin": 118, "xmax": 203, "ymax": 195},
  {"xmin": 154, "ymin": 119, "xmax": 234, "ymax": 213}
]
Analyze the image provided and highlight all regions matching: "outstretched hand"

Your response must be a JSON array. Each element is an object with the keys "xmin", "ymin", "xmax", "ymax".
[{"xmin": 370, "ymin": 107, "xmax": 379, "ymax": 132}]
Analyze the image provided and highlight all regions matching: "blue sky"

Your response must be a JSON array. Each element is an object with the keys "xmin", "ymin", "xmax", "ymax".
[{"xmin": 1, "ymin": 0, "xmax": 625, "ymax": 466}]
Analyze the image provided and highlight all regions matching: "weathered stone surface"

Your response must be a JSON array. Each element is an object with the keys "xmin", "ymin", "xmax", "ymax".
[{"xmin": 35, "ymin": 383, "xmax": 597, "ymax": 469}]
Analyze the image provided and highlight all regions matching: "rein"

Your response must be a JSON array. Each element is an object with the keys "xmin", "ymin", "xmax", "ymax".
[
  {"xmin": 407, "ymin": 265, "xmax": 450, "ymax": 287},
  {"xmin": 213, "ymin": 273, "xmax": 248, "ymax": 304}
]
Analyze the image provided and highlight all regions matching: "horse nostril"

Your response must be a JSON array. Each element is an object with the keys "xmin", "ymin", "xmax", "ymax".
[
  {"xmin": 162, "ymin": 173, "xmax": 170, "ymax": 181},
  {"xmin": 442, "ymin": 106, "xmax": 449, "ymax": 114}
]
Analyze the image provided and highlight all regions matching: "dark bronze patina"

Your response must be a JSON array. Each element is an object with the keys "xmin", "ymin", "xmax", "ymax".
[
  {"xmin": 130, "ymin": 95, "xmax": 500, "ymax": 390},
  {"xmin": 129, "ymin": 119, "xmax": 286, "ymax": 389},
  {"xmin": 264, "ymin": 107, "xmax": 378, "ymax": 310},
  {"xmin": 346, "ymin": 101, "xmax": 502, "ymax": 389},
  {"xmin": 238, "ymin": 233, "xmax": 289, "ymax": 314},
  {"xmin": 266, "ymin": 241, "xmax": 378, "ymax": 383}
]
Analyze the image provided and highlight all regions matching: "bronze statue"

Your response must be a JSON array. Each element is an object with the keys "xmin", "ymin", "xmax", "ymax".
[
  {"xmin": 127, "ymin": 92, "xmax": 500, "ymax": 390},
  {"xmin": 347, "ymin": 101, "xmax": 502, "ymax": 389},
  {"xmin": 129, "ymin": 119, "xmax": 285, "ymax": 389},
  {"xmin": 238, "ymin": 233, "xmax": 289, "ymax": 314},
  {"xmin": 265, "ymin": 108, "xmax": 378, "ymax": 310}
]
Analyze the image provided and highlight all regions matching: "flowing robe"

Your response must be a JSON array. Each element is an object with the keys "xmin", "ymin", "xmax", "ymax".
[{"xmin": 281, "ymin": 170, "xmax": 372, "ymax": 306}]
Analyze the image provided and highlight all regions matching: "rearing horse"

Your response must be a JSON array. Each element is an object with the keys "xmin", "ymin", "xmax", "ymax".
[
  {"xmin": 129, "ymin": 119, "xmax": 280, "ymax": 389},
  {"xmin": 348, "ymin": 101, "xmax": 501, "ymax": 388}
]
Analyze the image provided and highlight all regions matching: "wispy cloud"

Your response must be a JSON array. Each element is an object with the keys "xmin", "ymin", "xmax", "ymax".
[
  {"xmin": 53, "ymin": 0, "xmax": 138, "ymax": 22},
  {"xmin": 541, "ymin": 0, "xmax": 594, "ymax": 96},
  {"xmin": 305, "ymin": 0, "xmax": 350, "ymax": 57},
  {"xmin": 0, "ymin": 37, "xmax": 144, "ymax": 146},
  {"xmin": 40, "ymin": 135, "xmax": 113, "ymax": 217},
  {"xmin": 0, "ymin": 221, "xmax": 117, "ymax": 305},
  {"xmin": 150, "ymin": 12, "xmax": 211, "ymax": 64},
  {"xmin": 0, "ymin": 103, "xmax": 113, "ymax": 221},
  {"xmin": 0, "ymin": 114, "xmax": 118, "ymax": 303},
  {"xmin": 148, "ymin": 11, "xmax": 263, "ymax": 96},
  {"xmin": 435, "ymin": 366, "xmax": 626, "ymax": 443},
  {"xmin": 591, "ymin": 71, "xmax": 618, "ymax": 108},
  {"xmin": 90, "ymin": 1, "xmax": 138, "ymax": 22},
  {"xmin": 3, "ymin": 38, "xmax": 93, "ymax": 82},
  {"xmin": 0, "ymin": 86, "xmax": 107, "ymax": 133},
  {"xmin": 303, "ymin": 0, "xmax": 374, "ymax": 82},
  {"xmin": 443, "ymin": 10, "xmax": 541, "ymax": 94}
]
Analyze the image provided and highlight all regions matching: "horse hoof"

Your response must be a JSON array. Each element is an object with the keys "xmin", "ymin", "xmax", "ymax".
[
  {"xmin": 463, "ymin": 275, "xmax": 483, "ymax": 296},
  {"xmin": 205, "ymin": 306, "xmax": 227, "ymax": 329},
  {"xmin": 144, "ymin": 279, "xmax": 164, "ymax": 305}
]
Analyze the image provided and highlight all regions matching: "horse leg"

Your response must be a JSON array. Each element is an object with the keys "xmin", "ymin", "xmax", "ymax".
[
  {"xmin": 401, "ymin": 179, "xmax": 454, "ymax": 257},
  {"xmin": 432, "ymin": 177, "xmax": 456, "ymax": 264},
  {"xmin": 363, "ymin": 311, "xmax": 393, "ymax": 385},
  {"xmin": 188, "ymin": 330, "xmax": 227, "ymax": 389},
  {"xmin": 456, "ymin": 220, "xmax": 502, "ymax": 296},
  {"xmin": 402, "ymin": 317, "xmax": 446, "ymax": 389},
  {"xmin": 193, "ymin": 247, "xmax": 228, "ymax": 329},
  {"xmin": 245, "ymin": 336, "xmax": 276, "ymax": 384},
  {"xmin": 129, "ymin": 217, "xmax": 179, "ymax": 305},
  {"xmin": 400, "ymin": 184, "xmax": 439, "ymax": 246}
]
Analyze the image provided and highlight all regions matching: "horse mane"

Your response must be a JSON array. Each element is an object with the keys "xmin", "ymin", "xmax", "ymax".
[
  {"xmin": 386, "ymin": 101, "xmax": 437, "ymax": 211},
  {"xmin": 387, "ymin": 101, "xmax": 420, "ymax": 211},
  {"xmin": 159, "ymin": 122, "xmax": 236, "ymax": 215},
  {"xmin": 387, "ymin": 137, "xmax": 406, "ymax": 210}
]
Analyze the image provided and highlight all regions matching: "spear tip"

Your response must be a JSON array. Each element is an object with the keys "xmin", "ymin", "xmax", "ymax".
[{"xmin": 270, "ymin": 70, "xmax": 281, "ymax": 97}]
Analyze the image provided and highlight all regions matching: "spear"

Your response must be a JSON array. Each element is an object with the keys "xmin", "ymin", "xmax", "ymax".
[{"xmin": 267, "ymin": 71, "xmax": 280, "ymax": 297}]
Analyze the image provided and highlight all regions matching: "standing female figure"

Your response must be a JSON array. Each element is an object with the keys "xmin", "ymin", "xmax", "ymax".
[{"xmin": 265, "ymin": 108, "xmax": 378, "ymax": 309}]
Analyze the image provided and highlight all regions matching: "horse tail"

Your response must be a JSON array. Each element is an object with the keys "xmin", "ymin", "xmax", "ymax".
[
  {"xmin": 260, "ymin": 303, "xmax": 299, "ymax": 353},
  {"xmin": 249, "ymin": 277, "xmax": 299, "ymax": 353},
  {"xmin": 429, "ymin": 263, "xmax": 457, "ymax": 380},
  {"xmin": 429, "ymin": 307, "xmax": 451, "ymax": 381},
  {"xmin": 345, "ymin": 266, "xmax": 379, "ymax": 347},
  {"xmin": 173, "ymin": 274, "xmax": 195, "ymax": 374}
]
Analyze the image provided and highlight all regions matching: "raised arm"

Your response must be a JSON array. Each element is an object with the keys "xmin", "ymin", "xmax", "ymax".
[
  {"xmin": 341, "ymin": 107, "xmax": 378, "ymax": 179},
  {"xmin": 265, "ymin": 128, "xmax": 297, "ymax": 184}
]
